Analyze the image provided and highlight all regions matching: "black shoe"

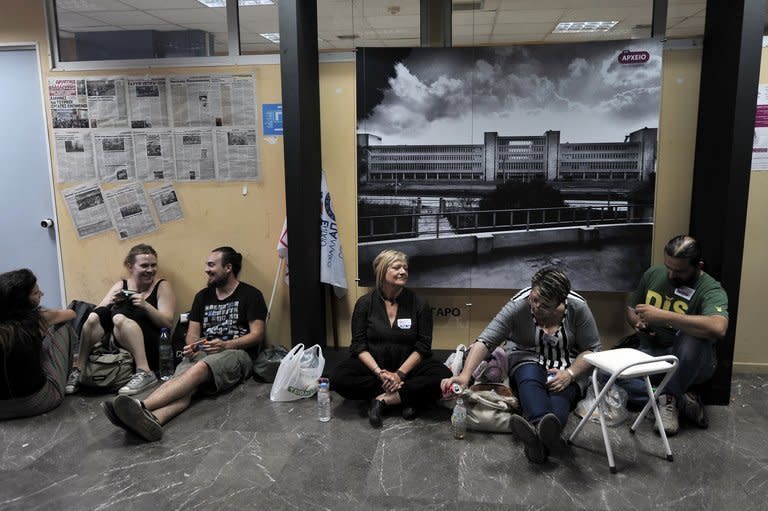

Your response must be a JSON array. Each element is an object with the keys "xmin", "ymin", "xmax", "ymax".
[
  {"xmin": 101, "ymin": 400, "xmax": 128, "ymax": 431},
  {"xmin": 402, "ymin": 406, "xmax": 418, "ymax": 421},
  {"xmin": 510, "ymin": 414, "xmax": 547, "ymax": 464},
  {"xmin": 536, "ymin": 413, "xmax": 564, "ymax": 455},
  {"xmin": 113, "ymin": 395, "xmax": 163, "ymax": 442},
  {"xmin": 368, "ymin": 399, "xmax": 385, "ymax": 428}
]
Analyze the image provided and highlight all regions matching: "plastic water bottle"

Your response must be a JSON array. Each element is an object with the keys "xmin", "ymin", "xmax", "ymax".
[
  {"xmin": 317, "ymin": 378, "xmax": 331, "ymax": 422},
  {"xmin": 158, "ymin": 327, "xmax": 174, "ymax": 381},
  {"xmin": 451, "ymin": 384, "xmax": 466, "ymax": 439}
]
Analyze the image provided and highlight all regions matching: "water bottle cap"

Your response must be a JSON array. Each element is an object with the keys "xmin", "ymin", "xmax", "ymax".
[
  {"xmin": 319, "ymin": 382, "xmax": 329, "ymax": 388},
  {"xmin": 160, "ymin": 327, "xmax": 170, "ymax": 334}
]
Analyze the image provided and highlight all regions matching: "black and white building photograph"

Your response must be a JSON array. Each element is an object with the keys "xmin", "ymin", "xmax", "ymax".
[{"xmin": 357, "ymin": 40, "xmax": 662, "ymax": 291}]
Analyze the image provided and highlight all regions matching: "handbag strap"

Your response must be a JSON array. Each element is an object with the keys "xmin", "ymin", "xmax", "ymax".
[
  {"xmin": 463, "ymin": 392, "xmax": 509, "ymax": 411},
  {"xmin": 463, "ymin": 389, "xmax": 517, "ymax": 411}
]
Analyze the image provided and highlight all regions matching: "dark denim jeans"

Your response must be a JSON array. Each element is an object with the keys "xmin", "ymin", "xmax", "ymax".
[
  {"xmin": 605, "ymin": 333, "xmax": 717, "ymax": 409},
  {"xmin": 513, "ymin": 362, "xmax": 581, "ymax": 426}
]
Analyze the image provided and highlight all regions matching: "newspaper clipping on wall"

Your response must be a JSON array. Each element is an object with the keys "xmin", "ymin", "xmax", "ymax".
[
  {"xmin": 127, "ymin": 77, "xmax": 169, "ymax": 129},
  {"xmin": 62, "ymin": 182, "xmax": 114, "ymax": 239},
  {"xmin": 103, "ymin": 182, "xmax": 157, "ymax": 239},
  {"xmin": 54, "ymin": 130, "xmax": 96, "ymax": 183},
  {"xmin": 48, "ymin": 79, "xmax": 89, "ymax": 129},
  {"xmin": 48, "ymin": 73, "xmax": 260, "ymax": 185},
  {"xmin": 148, "ymin": 183, "xmax": 183, "ymax": 224},
  {"xmin": 221, "ymin": 74, "xmax": 258, "ymax": 126},
  {"xmin": 93, "ymin": 130, "xmax": 137, "ymax": 182},
  {"xmin": 169, "ymin": 74, "xmax": 256, "ymax": 127},
  {"xmin": 85, "ymin": 78, "xmax": 129, "ymax": 128},
  {"xmin": 174, "ymin": 128, "xmax": 216, "ymax": 180},
  {"xmin": 133, "ymin": 129, "xmax": 176, "ymax": 180},
  {"xmin": 215, "ymin": 128, "xmax": 260, "ymax": 180}
]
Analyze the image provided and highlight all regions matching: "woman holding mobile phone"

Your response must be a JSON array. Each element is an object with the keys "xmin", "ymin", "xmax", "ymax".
[{"xmin": 66, "ymin": 244, "xmax": 176, "ymax": 396}]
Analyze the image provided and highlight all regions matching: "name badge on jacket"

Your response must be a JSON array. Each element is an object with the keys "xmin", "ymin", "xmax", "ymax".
[
  {"xmin": 397, "ymin": 318, "xmax": 412, "ymax": 329},
  {"xmin": 674, "ymin": 286, "xmax": 695, "ymax": 300}
]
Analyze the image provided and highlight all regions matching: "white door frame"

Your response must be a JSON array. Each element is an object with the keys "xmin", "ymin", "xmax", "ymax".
[{"xmin": 1, "ymin": 42, "xmax": 66, "ymax": 306}]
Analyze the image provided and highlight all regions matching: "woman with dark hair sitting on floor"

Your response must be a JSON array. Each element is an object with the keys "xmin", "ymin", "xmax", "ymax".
[
  {"xmin": 442, "ymin": 267, "xmax": 601, "ymax": 464},
  {"xmin": 331, "ymin": 249, "xmax": 451, "ymax": 428},
  {"xmin": 0, "ymin": 268, "xmax": 77, "ymax": 420}
]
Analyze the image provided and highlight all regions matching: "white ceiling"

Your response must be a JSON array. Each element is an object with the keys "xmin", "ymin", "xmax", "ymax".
[{"xmin": 54, "ymin": 0, "xmax": 736, "ymax": 56}]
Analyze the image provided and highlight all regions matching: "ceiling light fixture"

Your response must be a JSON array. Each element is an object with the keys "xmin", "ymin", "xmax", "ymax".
[
  {"xmin": 453, "ymin": 0, "xmax": 484, "ymax": 11},
  {"xmin": 197, "ymin": 0, "xmax": 274, "ymax": 8},
  {"xmin": 553, "ymin": 21, "xmax": 619, "ymax": 33}
]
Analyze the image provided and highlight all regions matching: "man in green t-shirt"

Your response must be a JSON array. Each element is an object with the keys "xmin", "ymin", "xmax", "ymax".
[{"xmin": 622, "ymin": 235, "xmax": 728, "ymax": 436}]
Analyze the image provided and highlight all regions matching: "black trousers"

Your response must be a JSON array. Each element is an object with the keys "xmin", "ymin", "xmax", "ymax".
[{"xmin": 330, "ymin": 356, "xmax": 451, "ymax": 409}]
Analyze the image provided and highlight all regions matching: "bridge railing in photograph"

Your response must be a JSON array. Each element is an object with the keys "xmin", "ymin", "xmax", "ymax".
[{"xmin": 358, "ymin": 204, "xmax": 653, "ymax": 241}]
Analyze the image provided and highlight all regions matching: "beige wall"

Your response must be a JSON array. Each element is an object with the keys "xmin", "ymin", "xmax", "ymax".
[
  {"xmin": 733, "ymin": 45, "xmax": 768, "ymax": 373},
  {"xmin": 2, "ymin": 1, "xmax": 764, "ymax": 371}
]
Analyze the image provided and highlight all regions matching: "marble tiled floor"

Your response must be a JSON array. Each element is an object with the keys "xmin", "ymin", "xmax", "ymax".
[{"xmin": 1, "ymin": 373, "xmax": 766, "ymax": 510}]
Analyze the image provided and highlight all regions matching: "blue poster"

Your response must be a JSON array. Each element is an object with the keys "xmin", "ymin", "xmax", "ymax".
[{"xmin": 262, "ymin": 103, "xmax": 283, "ymax": 135}]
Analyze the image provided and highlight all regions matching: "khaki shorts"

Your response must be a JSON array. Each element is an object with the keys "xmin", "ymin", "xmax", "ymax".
[{"xmin": 175, "ymin": 349, "xmax": 253, "ymax": 394}]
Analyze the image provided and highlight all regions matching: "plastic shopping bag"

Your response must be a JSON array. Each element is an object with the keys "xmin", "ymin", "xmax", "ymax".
[
  {"xmin": 444, "ymin": 344, "xmax": 466, "ymax": 376},
  {"xmin": 439, "ymin": 344, "xmax": 467, "ymax": 409},
  {"xmin": 269, "ymin": 343, "xmax": 326, "ymax": 402},
  {"xmin": 574, "ymin": 384, "xmax": 629, "ymax": 427}
]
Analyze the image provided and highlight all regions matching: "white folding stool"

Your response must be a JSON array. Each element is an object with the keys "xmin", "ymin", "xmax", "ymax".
[{"xmin": 567, "ymin": 348, "xmax": 679, "ymax": 473}]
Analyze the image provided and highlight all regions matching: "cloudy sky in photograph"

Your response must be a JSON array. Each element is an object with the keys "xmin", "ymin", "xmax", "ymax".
[{"xmin": 358, "ymin": 40, "xmax": 663, "ymax": 145}]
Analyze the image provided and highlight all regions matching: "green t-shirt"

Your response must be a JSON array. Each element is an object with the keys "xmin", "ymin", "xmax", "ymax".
[{"xmin": 628, "ymin": 265, "xmax": 728, "ymax": 346}]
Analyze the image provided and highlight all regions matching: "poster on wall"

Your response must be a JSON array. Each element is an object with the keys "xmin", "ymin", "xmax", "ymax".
[
  {"xmin": 61, "ymin": 182, "xmax": 114, "ymax": 239},
  {"xmin": 751, "ymin": 84, "xmax": 768, "ymax": 171},
  {"xmin": 356, "ymin": 41, "xmax": 662, "ymax": 292},
  {"xmin": 262, "ymin": 103, "xmax": 283, "ymax": 135},
  {"xmin": 53, "ymin": 130, "xmax": 96, "ymax": 182},
  {"xmin": 103, "ymin": 182, "xmax": 157, "ymax": 240}
]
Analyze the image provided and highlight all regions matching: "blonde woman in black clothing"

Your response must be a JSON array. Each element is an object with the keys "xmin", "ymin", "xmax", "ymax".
[{"xmin": 331, "ymin": 250, "xmax": 451, "ymax": 428}]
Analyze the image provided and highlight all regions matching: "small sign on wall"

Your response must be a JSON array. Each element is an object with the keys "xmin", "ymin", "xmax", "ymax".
[{"xmin": 262, "ymin": 103, "xmax": 283, "ymax": 136}]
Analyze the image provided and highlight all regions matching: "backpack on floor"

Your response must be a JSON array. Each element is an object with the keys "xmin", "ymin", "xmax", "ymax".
[
  {"xmin": 253, "ymin": 345, "xmax": 289, "ymax": 383},
  {"xmin": 66, "ymin": 300, "xmax": 96, "ymax": 337},
  {"xmin": 80, "ymin": 336, "xmax": 134, "ymax": 391}
]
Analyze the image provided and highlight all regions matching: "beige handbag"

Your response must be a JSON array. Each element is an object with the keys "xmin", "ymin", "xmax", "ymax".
[{"xmin": 462, "ymin": 383, "xmax": 520, "ymax": 433}]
